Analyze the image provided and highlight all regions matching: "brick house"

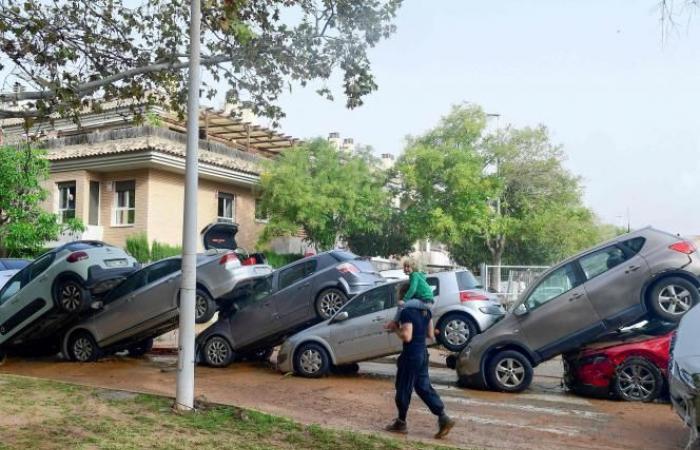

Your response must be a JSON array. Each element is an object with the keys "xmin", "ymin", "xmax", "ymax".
[{"xmin": 0, "ymin": 104, "xmax": 298, "ymax": 251}]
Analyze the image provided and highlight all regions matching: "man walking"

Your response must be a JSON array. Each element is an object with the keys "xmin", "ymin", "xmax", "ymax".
[{"xmin": 385, "ymin": 305, "xmax": 455, "ymax": 439}]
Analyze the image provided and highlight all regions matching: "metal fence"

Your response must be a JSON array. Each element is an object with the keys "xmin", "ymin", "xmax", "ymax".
[{"xmin": 479, "ymin": 264, "xmax": 550, "ymax": 309}]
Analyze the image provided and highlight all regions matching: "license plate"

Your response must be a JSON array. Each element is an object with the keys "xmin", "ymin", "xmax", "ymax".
[{"xmin": 105, "ymin": 259, "xmax": 128, "ymax": 268}]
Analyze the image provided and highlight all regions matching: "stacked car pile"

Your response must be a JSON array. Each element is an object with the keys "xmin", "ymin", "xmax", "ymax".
[{"xmin": 0, "ymin": 223, "xmax": 272, "ymax": 362}]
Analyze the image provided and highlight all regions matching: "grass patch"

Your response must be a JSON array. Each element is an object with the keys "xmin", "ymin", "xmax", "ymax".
[{"xmin": 0, "ymin": 374, "xmax": 456, "ymax": 450}]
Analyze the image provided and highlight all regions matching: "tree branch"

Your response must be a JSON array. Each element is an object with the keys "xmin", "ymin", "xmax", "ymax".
[{"xmin": 0, "ymin": 54, "xmax": 235, "ymax": 103}]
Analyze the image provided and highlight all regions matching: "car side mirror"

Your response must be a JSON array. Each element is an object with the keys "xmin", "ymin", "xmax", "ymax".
[
  {"xmin": 513, "ymin": 303, "xmax": 528, "ymax": 316},
  {"xmin": 91, "ymin": 301, "xmax": 104, "ymax": 310},
  {"xmin": 333, "ymin": 311, "xmax": 349, "ymax": 323}
]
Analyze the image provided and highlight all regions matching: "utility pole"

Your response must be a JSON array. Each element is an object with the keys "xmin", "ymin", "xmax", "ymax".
[{"xmin": 175, "ymin": 0, "xmax": 201, "ymax": 412}]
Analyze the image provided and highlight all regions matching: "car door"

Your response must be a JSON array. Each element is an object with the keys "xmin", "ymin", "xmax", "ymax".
[
  {"xmin": 579, "ymin": 240, "xmax": 650, "ymax": 328},
  {"xmin": 518, "ymin": 262, "xmax": 604, "ymax": 361},
  {"xmin": 0, "ymin": 253, "xmax": 55, "ymax": 344},
  {"xmin": 133, "ymin": 258, "xmax": 183, "ymax": 322},
  {"xmin": 228, "ymin": 275, "xmax": 275, "ymax": 348},
  {"xmin": 327, "ymin": 284, "xmax": 395, "ymax": 363},
  {"xmin": 91, "ymin": 269, "xmax": 149, "ymax": 343},
  {"xmin": 269, "ymin": 260, "xmax": 318, "ymax": 330}
]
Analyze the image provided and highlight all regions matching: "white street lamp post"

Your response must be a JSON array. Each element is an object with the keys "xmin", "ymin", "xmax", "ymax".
[{"xmin": 176, "ymin": 0, "xmax": 201, "ymax": 411}]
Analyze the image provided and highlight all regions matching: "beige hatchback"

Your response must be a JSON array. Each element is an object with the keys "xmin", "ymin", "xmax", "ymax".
[{"xmin": 457, "ymin": 227, "xmax": 700, "ymax": 393}]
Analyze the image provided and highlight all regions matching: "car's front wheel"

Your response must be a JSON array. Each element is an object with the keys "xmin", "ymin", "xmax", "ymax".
[
  {"xmin": 294, "ymin": 342, "xmax": 330, "ymax": 378},
  {"xmin": 203, "ymin": 336, "xmax": 234, "ymax": 368},
  {"xmin": 128, "ymin": 338, "xmax": 154, "ymax": 358},
  {"xmin": 68, "ymin": 331, "xmax": 101, "ymax": 362},
  {"xmin": 437, "ymin": 312, "xmax": 477, "ymax": 352},
  {"xmin": 55, "ymin": 279, "xmax": 89, "ymax": 314},
  {"xmin": 648, "ymin": 277, "xmax": 699, "ymax": 322},
  {"xmin": 195, "ymin": 289, "xmax": 217, "ymax": 324},
  {"xmin": 613, "ymin": 357, "xmax": 663, "ymax": 402},
  {"xmin": 315, "ymin": 288, "xmax": 347, "ymax": 320},
  {"xmin": 486, "ymin": 350, "xmax": 533, "ymax": 393}
]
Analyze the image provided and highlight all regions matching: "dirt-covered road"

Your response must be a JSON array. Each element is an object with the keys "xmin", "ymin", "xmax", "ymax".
[{"xmin": 0, "ymin": 353, "xmax": 690, "ymax": 450}]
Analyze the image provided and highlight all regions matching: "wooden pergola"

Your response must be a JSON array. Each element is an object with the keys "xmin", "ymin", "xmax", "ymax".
[{"xmin": 197, "ymin": 109, "xmax": 299, "ymax": 156}]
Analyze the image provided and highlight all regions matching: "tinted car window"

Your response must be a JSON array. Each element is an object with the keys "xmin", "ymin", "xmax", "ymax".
[
  {"xmin": 64, "ymin": 242, "xmax": 105, "ymax": 251},
  {"xmin": 105, "ymin": 270, "xmax": 148, "ymax": 302},
  {"xmin": 621, "ymin": 237, "xmax": 645, "ymax": 254},
  {"xmin": 278, "ymin": 261, "xmax": 317, "ymax": 290},
  {"xmin": 29, "ymin": 253, "xmax": 55, "ymax": 282},
  {"xmin": 456, "ymin": 271, "xmax": 480, "ymax": 290},
  {"xmin": 147, "ymin": 259, "xmax": 182, "ymax": 283},
  {"xmin": 343, "ymin": 286, "xmax": 392, "ymax": 319},
  {"xmin": 525, "ymin": 263, "xmax": 581, "ymax": 310},
  {"xmin": 427, "ymin": 277, "xmax": 440, "ymax": 296},
  {"xmin": 579, "ymin": 245, "xmax": 628, "ymax": 280}
]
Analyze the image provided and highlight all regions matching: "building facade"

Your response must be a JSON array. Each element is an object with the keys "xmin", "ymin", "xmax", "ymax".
[{"xmin": 1, "ymin": 105, "xmax": 297, "ymax": 252}]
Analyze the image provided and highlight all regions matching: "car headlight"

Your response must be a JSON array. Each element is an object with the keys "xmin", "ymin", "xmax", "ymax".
[
  {"xmin": 679, "ymin": 368, "xmax": 699, "ymax": 391},
  {"xmin": 479, "ymin": 306, "xmax": 505, "ymax": 315}
]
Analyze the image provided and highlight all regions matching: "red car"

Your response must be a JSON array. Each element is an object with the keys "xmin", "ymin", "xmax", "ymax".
[{"xmin": 563, "ymin": 322, "xmax": 676, "ymax": 402}]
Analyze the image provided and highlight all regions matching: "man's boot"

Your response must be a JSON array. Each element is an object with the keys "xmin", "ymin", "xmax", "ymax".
[
  {"xmin": 435, "ymin": 414, "xmax": 455, "ymax": 439},
  {"xmin": 385, "ymin": 418, "xmax": 408, "ymax": 434}
]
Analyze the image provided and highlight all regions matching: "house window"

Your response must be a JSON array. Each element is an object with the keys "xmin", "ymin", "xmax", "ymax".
[
  {"xmin": 217, "ymin": 192, "xmax": 235, "ymax": 222},
  {"xmin": 114, "ymin": 180, "xmax": 135, "ymax": 225},
  {"xmin": 255, "ymin": 198, "xmax": 268, "ymax": 222},
  {"xmin": 57, "ymin": 181, "xmax": 76, "ymax": 223},
  {"xmin": 89, "ymin": 181, "xmax": 100, "ymax": 226}
]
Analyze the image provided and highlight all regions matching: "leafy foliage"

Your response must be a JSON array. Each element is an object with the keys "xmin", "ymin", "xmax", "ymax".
[
  {"xmin": 345, "ymin": 208, "xmax": 415, "ymax": 258},
  {"xmin": 258, "ymin": 138, "xmax": 388, "ymax": 251},
  {"xmin": 0, "ymin": 0, "xmax": 402, "ymax": 123},
  {"xmin": 151, "ymin": 240, "xmax": 182, "ymax": 262},
  {"xmin": 263, "ymin": 251, "xmax": 304, "ymax": 269},
  {"xmin": 125, "ymin": 233, "xmax": 182, "ymax": 263},
  {"xmin": 0, "ymin": 146, "xmax": 84, "ymax": 257}
]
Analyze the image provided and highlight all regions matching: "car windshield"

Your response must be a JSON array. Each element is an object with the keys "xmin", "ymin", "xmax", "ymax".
[{"xmin": 227, "ymin": 275, "xmax": 273, "ymax": 314}]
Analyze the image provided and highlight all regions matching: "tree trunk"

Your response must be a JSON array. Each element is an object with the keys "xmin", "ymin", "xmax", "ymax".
[{"xmin": 490, "ymin": 251, "xmax": 503, "ymax": 293}]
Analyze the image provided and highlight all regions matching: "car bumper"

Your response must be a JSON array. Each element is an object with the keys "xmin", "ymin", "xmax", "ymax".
[
  {"xmin": 276, "ymin": 342, "xmax": 294, "ymax": 373},
  {"xmin": 670, "ymin": 372, "xmax": 700, "ymax": 431},
  {"xmin": 212, "ymin": 264, "xmax": 273, "ymax": 299},
  {"xmin": 456, "ymin": 347, "xmax": 489, "ymax": 389}
]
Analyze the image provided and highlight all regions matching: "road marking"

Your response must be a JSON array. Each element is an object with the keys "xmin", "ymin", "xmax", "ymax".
[{"xmin": 416, "ymin": 410, "xmax": 582, "ymax": 437}]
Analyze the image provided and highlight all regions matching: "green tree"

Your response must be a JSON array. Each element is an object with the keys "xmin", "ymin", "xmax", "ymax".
[
  {"xmin": 0, "ymin": 1, "xmax": 401, "ymax": 123},
  {"xmin": 258, "ymin": 138, "xmax": 388, "ymax": 251},
  {"xmin": 395, "ymin": 104, "xmax": 497, "ymax": 250},
  {"xmin": 0, "ymin": 146, "xmax": 84, "ymax": 257},
  {"xmin": 345, "ymin": 208, "xmax": 415, "ymax": 258}
]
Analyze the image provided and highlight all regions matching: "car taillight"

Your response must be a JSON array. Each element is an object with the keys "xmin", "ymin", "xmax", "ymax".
[
  {"xmin": 66, "ymin": 251, "xmax": 89, "ymax": 263},
  {"xmin": 219, "ymin": 253, "xmax": 241, "ymax": 267},
  {"xmin": 459, "ymin": 291, "xmax": 489, "ymax": 302},
  {"xmin": 669, "ymin": 240, "xmax": 697, "ymax": 255},
  {"xmin": 337, "ymin": 262, "xmax": 359, "ymax": 274}
]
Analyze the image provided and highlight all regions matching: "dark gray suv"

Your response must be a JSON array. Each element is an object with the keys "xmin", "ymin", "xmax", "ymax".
[
  {"xmin": 196, "ymin": 250, "xmax": 384, "ymax": 367},
  {"xmin": 457, "ymin": 228, "xmax": 700, "ymax": 393}
]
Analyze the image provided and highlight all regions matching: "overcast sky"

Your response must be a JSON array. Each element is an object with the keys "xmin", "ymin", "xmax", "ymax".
[{"xmin": 265, "ymin": 1, "xmax": 700, "ymax": 236}]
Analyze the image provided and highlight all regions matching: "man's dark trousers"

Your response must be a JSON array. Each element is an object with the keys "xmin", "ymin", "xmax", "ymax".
[{"xmin": 395, "ymin": 350, "xmax": 445, "ymax": 421}]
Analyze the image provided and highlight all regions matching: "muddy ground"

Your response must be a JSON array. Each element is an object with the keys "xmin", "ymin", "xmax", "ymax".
[{"xmin": 0, "ymin": 351, "xmax": 693, "ymax": 450}]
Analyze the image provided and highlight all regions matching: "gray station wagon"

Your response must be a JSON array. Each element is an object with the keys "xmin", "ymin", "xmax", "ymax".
[{"xmin": 457, "ymin": 227, "xmax": 700, "ymax": 393}]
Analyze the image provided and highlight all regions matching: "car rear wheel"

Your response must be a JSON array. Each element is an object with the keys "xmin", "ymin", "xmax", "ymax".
[
  {"xmin": 315, "ymin": 288, "xmax": 347, "ymax": 320},
  {"xmin": 437, "ymin": 313, "xmax": 477, "ymax": 352},
  {"xmin": 195, "ymin": 289, "xmax": 217, "ymax": 324},
  {"xmin": 55, "ymin": 279, "xmax": 89, "ymax": 314},
  {"xmin": 486, "ymin": 350, "xmax": 533, "ymax": 393},
  {"xmin": 203, "ymin": 336, "xmax": 233, "ymax": 368},
  {"xmin": 68, "ymin": 331, "xmax": 101, "ymax": 362},
  {"xmin": 648, "ymin": 277, "xmax": 698, "ymax": 322},
  {"xmin": 294, "ymin": 342, "xmax": 330, "ymax": 378},
  {"xmin": 128, "ymin": 338, "xmax": 154, "ymax": 358},
  {"xmin": 613, "ymin": 357, "xmax": 663, "ymax": 402}
]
